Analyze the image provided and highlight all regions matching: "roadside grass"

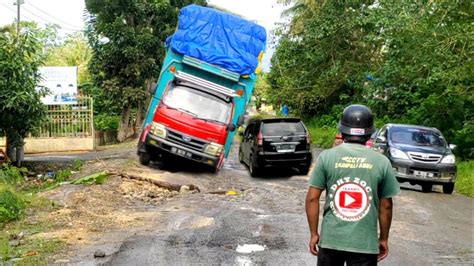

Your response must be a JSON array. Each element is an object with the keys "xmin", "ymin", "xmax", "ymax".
[
  {"xmin": 0, "ymin": 164, "xmax": 65, "ymax": 263},
  {"xmin": 456, "ymin": 160, "xmax": 473, "ymax": 197},
  {"xmin": 305, "ymin": 123, "xmax": 337, "ymax": 149}
]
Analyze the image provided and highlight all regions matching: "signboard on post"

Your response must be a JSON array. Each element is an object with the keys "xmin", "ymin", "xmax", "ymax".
[{"xmin": 38, "ymin": 66, "xmax": 78, "ymax": 105}]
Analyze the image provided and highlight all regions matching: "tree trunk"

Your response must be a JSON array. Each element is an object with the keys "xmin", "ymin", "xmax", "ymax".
[
  {"xmin": 6, "ymin": 135, "xmax": 24, "ymax": 166},
  {"xmin": 117, "ymin": 105, "xmax": 132, "ymax": 142},
  {"xmin": 134, "ymin": 100, "xmax": 144, "ymax": 136}
]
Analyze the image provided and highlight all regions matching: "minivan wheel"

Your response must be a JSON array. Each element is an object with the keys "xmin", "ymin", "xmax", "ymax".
[
  {"xmin": 443, "ymin": 183, "xmax": 455, "ymax": 194},
  {"xmin": 421, "ymin": 184, "xmax": 432, "ymax": 193},
  {"xmin": 249, "ymin": 155, "xmax": 260, "ymax": 177},
  {"xmin": 238, "ymin": 148, "xmax": 244, "ymax": 164},
  {"xmin": 298, "ymin": 165, "xmax": 310, "ymax": 175}
]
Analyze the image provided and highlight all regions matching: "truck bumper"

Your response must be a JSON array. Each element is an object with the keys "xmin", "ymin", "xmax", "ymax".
[
  {"xmin": 391, "ymin": 158, "xmax": 456, "ymax": 185},
  {"xmin": 139, "ymin": 133, "xmax": 220, "ymax": 167}
]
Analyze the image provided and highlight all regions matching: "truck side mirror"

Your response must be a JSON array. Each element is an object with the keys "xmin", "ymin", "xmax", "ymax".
[
  {"xmin": 228, "ymin": 124, "xmax": 237, "ymax": 132},
  {"xmin": 237, "ymin": 115, "xmax": 245, "ymax": 126}
]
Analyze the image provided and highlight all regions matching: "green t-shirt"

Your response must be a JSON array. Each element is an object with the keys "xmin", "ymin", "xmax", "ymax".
[{"xmin": 309, "ymin": 143, "xmax": 400, "ymax": 254}]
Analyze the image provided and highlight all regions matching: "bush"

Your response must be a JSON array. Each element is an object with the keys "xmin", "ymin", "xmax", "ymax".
[
  {"xmin": 0, "ymin": 185, "xmax": 25, "ymax": 223},
  {"xmin": 307, "ymin": 125, "xmax": 338, "ymax": 149},
  {"xmin": 456, "ymin": 160, "xmax": 473, "ymax": 198},
  {"xmin": 0, "ymin": 164, "xmax": 26, "ymax": 185},
  {"xmin": 94, "ymin": 114, "xmax": 120, "ymax": 131}
]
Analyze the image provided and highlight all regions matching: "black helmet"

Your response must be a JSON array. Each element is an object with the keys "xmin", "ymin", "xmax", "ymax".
[{"xmin": 338, "ymin": 104, "xmax": 375, "ymax": 136}]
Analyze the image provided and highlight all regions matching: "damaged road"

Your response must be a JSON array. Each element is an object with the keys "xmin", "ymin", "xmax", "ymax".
[{"xmin": 27, "ymin": 141, "xmax": 473, "ymax": 265}]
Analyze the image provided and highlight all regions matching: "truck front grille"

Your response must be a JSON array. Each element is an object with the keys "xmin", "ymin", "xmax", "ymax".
[
  {"xmin": 407, "ymin": 152, "xmax": 442, "ymax": 163},
  {"xmin": 167, "ymin": 129, "xmax": 207, "ymax": 152}
]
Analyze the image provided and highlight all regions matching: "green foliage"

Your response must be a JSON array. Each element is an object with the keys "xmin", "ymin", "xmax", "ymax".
[
  {"xmin": 306, "ymin": 123, "xmax": 338, "ymax": 149},
  {"xmin": 0, "ymin": 185, "xmax": 25, "ymax": 224},
  {"xmin": 71, "ymin": 171, "xmax": 110, "ymax": 185},
  {"xmin": 455, "ymin": 160, "xmax": 473, "ymax": 198},
  {"xmin": 269, "ymin": 0, "xmax": 473, "ymax": 159},
  {"xmin": 0, "ymin": 30, "xmax": 47, "ymax": 146},
  {"xmin": 0, "ymin": 164, "xmax": 26, "ymax": 185},
  {"xmin": 74, "ymin": 159, "xmax": 83, "ymax": 171},
  {"xmin": 43, "ymin": 33, "xmax": 92, "ymax": 84},
  {"xmin": 54, "ymin": 170, "xmax": 72, "ymax": 183},
  {"xmin": 94, "ymin": 114, "xmax": 120, "ymax": 131}
]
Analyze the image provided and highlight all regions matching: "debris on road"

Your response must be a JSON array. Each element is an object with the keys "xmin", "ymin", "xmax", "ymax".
[
  {"xmin": 114, "ymin": 172, "xmax": 200, "ymax": 193},
  {"xmin": 93, "ymin": 250, "xmax": 106, "ymax": 258}
]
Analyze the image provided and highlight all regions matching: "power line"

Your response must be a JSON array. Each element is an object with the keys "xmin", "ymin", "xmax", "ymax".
[
  {"xmin": 2, "ymin": 4, "xmax": 81, "ymax": 33},
  {"xmin": 21, "ymin": 6, "xmax": 83, "ymax": 32},
  {"xmin": 26, "ymin": 2, "xmax": 83, "ymax": 30}
]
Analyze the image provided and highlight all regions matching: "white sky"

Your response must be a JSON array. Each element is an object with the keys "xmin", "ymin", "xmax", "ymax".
[
  {"xmin": 0, "ymin": 0, "xmax": 85, "ymax": 33},
  {"xmin": 0, "ymin": 0, "xmax": 287, "ymax": 70}
]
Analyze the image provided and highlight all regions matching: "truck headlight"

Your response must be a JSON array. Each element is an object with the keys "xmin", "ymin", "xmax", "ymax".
[
  {"xmin": 204, "ymin": 142, "xmax": 223, "ymax": 157},
  {"xmin": 390, "ymin": 148, "xmax": 409, "ymax": 160},
  {"xmin": 441, "ymin": 155, "xmax": 455, "ymax": 164},
  {"xmin": 151, "ymin": 122, "xmax": 167, "ymax": 138}
]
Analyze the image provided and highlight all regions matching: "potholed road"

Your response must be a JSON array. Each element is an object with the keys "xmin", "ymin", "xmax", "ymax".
[{"xmin": 71, "ymin": 144, "xmax": 472, "ymax": 265}]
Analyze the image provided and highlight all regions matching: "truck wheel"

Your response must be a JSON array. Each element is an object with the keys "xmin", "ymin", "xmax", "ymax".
[
  {"xmin": 249, "ymin": 155, "xmax": 260, "ymax": 177},
  {"xmin": 139, "ymin": 152, "xmax": 151, "ymax": 166},
  {"xmin": 443, "ymin": 183, "xmax": 455, "ymax": 194},
  {"xmin": 421, "ymin": 184, "xmax": 432, "ymax": 193}
]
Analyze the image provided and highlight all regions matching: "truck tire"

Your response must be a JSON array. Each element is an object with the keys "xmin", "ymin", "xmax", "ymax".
[
  {"xmin": 249, "ymin": 155, "xmax": 260, "ymax": 177},
  {"xmin": 443, "ymin": 183, "xmax": 455, "ymax": 194},
  {"xmin": 139, "ymin": 152, "xmax": 151, "ymax": 166},
  {"xmin": 421, "ymin": 183, "xmax": 432, "ymax": 193}
]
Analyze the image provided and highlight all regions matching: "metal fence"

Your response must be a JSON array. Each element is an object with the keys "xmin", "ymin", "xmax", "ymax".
[{"xmin": 35, "ymin": 97, "xmax": 94, "ymax": 138}]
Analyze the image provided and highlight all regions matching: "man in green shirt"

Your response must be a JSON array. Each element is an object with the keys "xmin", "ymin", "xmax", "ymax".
[{"xmin": 306, "ymin": 104, "xmax": 400, "ymax": 265}]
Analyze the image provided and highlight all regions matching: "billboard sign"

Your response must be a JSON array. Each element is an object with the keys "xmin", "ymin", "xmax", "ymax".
[{"xmin": 38, "ymin": 66, "xmax": 78, "ymax": 105}]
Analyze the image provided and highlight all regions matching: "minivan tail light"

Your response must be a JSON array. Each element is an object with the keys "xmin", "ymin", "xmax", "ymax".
[{"xmin": 257, "ymin": 133, "xmax": 263, "ymax": 146}]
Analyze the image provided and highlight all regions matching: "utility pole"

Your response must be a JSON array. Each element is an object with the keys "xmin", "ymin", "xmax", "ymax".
[{"xmin": 13, "ymin": 0, "xmax": 25, "ymax": 38}]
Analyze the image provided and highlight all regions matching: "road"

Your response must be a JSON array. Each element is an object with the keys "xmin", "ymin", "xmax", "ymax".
[{"xmin": 64, "ymin": 143, "xmax": 472, "ymax": 265}]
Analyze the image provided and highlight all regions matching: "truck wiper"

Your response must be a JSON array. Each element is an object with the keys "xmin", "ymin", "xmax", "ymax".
[
  {"xmin": 164, "ymin": 104, "xmax": 198, "ymax": 117},
  {"xmin": 194, "ymin": 117, "xmax": 226, "ymax": 125}
]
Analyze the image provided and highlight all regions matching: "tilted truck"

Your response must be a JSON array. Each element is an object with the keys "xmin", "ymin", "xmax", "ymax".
[{"xmin": 137, "ymin": 5, "xmax": 267, "ymax": 172}]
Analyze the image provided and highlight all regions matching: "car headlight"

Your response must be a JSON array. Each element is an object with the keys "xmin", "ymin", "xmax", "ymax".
[
  {"xmin": 151, "ymin": 122, "xmax": 167, "ymax": 138},
  {"xmin": 390, "ymin": 148, "xmax": 409, "ymax": 160},
  {"xmin": 204, "ymin": 142, "xmax": 223, "ymax": 157},
  {"xmin": 441, "ymin": 155, "xmax": 455, "ymax": 164}
]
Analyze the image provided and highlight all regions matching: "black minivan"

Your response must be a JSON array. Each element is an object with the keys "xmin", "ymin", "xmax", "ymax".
[
  {"xmin": 239, "ymin": 118, "xmax": 312, "ymax": 177},
  {"xmin": 373, "ymin": 124, "xmax": 457, "ymax": 193}
]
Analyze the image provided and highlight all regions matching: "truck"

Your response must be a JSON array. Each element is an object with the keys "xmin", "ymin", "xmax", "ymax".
[{"xmin": 137, "ymin": 5, "xmax": 267, "ymax": 172}]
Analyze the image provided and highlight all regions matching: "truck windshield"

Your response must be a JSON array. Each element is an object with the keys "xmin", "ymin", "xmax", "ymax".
[
  {"xmin": 390, "ymin": 127, "xmax": 447, "ymax": 147},
  {"xmin": 162, "ymin": 85, "xmax": 232, "ymax": 124}
]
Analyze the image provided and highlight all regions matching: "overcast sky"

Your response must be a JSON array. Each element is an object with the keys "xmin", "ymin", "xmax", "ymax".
[{"xmin": 0, "ymin": 0, "xmax": 287, "ymax": 70}]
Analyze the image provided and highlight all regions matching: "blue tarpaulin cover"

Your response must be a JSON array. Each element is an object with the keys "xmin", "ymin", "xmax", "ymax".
[{"xmin": 167, "ymin": 4, "xmax": 267, "ymax": 75}]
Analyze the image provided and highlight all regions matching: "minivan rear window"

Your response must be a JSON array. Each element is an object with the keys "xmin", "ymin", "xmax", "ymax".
[{"xmin": 261, "ymin": 121, "xmax": 305, "ymax": 136}]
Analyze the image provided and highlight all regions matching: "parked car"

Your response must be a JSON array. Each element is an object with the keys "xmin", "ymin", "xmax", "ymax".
[
  {"xmin": 373, "ymin": 124, "xmax": 456, "ymax": 193},
  {"xmin": 239, "ymin": 117, "xmax": 312, "ymax": 177}
]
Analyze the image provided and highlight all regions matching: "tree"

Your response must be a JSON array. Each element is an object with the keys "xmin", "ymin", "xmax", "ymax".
[
  {"xmin": 268, "ymin": 1, "xmax": 380, "ymax": 117},
  {"xmin": 85, "ymin": 0, "xmax": 206, "ymax": 142},
  {"xmin": 0, "ymin": 29, "xmax": 46, "ymax": 165},
  {"xmin": 43, "ymin": 33, "xmax": 92, "ymax": 84},
  {"xmin": 268, "ymin": 0, "xmax": 473, "ymax": 158}
]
